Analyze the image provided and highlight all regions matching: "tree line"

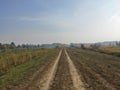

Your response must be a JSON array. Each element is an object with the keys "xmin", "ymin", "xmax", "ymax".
[{"xmin": 0, "ymin": 42, "xmax": 41, "ymax": 51}]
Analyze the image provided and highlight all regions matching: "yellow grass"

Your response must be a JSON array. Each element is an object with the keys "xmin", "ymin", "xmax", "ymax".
[
  {"xmin": 98, "ymin": 46, "xmax": 120, "ymax": 53},
  {"xmin": 0, "ymin": 49, "xmax": 51, "ymax": 73}
]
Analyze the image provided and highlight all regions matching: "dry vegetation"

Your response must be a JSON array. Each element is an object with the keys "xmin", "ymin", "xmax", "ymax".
[
  {"xmin": 0, "ymin": 49, "xmax": 50, "ymax": 75},
  {"xmin": 96, "ymin": 46, "xmax": 120, "ymax": 57},
  {"xmin": 98, "ymin": 46, "xmax": 120, "ymax": 53},
  {"xmin": 0, "ymin": 48, "xmax": 60, "ymax": 89}
]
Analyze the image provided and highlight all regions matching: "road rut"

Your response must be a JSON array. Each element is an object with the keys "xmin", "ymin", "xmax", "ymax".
[
  {"xmin": 50, "ymin": 49, "xmax": 74, "ymax": 90},
  {"xmin": 11, "ymin": 49, "xmax": 86, "ymax": 90},
  {"xmin": 39, "ymin": 50, "xmax": 62, "ymax": 90},
  {"xmin": 65, "ymin": 50, "xmax": 86, "ymax": 90}
]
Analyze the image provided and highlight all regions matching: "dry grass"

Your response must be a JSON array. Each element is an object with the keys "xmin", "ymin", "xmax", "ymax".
[
  {"xmin": 98, "ymin": 46, "xmax": 120, "ymax": 53},
  {"xmin": 0, "ymin": 49, "xmax": 51, "ymax": 75},
  {"xmin": 0, "ymin": 48, "xmax": 59, "ymax": 89}
]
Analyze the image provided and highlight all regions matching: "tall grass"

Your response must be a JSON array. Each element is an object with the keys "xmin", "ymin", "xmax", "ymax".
[
  {"xmin": 0, "ymin": 48, "xmax": 59, "ymax": 89},
  {"xmin": 0, "ymin": 49, "xmax": 50, "ymax": 75},
  {"xmin": 98, "ymin": 46, "xmax": 120, "ymax": 57}
]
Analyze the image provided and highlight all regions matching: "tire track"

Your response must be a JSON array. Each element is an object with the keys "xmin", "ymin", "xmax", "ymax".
[
  {"xmin": 38, "ymin": 50, "xmax": 62, "ymax": 90},
  {"xmin": 49, "ymin": 49, "xmax": 74, "ymax": 90},
  {"xmin": 65, "ymin": 49, "xmax": 86, "ymax": 90},
  {"xmin": 12, "ymin": 49, "xmax": 86, "ymax": 90}
]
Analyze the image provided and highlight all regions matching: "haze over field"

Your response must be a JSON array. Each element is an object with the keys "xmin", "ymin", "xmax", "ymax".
[{"xmin": 0, "ymin": 0, "xmax": 120, "ymax": 44}]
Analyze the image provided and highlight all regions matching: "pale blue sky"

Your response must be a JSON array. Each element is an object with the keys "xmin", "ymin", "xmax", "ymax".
[{"xmin": 0, "ymin": 0, "xmax": 120, "ymax": 44}]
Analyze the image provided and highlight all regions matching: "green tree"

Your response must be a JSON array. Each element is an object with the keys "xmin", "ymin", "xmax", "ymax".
[
  {"xmin": 10, "ymin": 42, "xmax": 16, "ymax": 49},
  {"xmin": 81, "ymin": 44, "xmax": 85, "ymax": 49}
]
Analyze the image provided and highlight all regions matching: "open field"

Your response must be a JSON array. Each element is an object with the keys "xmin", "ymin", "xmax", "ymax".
[
  {"xmin": 1, "ymin": 0, "xmax": 120, "ymax": 90},
  {"xmin": 0, "ymin": 48, "xmax": 120, "ymax": 90},
  {"xmin": 97, "ymin": 46, "xmax": 120, "ymax": 56},
  {"xmin": 98, "ymin": 46, "xmax": 120, "ymax": 53},
  {"xmin": 67, "ymin": 48, "xmax": 120, "ymax": 90}
]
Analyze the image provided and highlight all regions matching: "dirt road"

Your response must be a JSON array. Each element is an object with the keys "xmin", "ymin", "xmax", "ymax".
[
  {"xmin": 10, "ymin": 48, "xmax": 120, "ymax": 90},
  {"xmin": 38, "ymin": 50, "xmax": 62, "ymax": 90},
  {"xmin": 49, "ymin": 49, "xmax": 74, "ymax": 90},
  {"xmin": 11, "ymin": 49, "xmax": 85, "ymax": 90},
  {"xmin": 49, "ymin": 49, "xmax": 85, "ymax": 90}
]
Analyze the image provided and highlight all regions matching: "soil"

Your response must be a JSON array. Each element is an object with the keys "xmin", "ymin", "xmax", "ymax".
[
  {"xmin": 65, "ymin": 50, "xmax": 86, "ymax": 90},
  {"xmin": 67, "ymin": 48, "xmax": 120, "ymax": 90},
  {"xmin": 49, "ymin": 50, "xmax": 75, "ymax": 90},
  {"xmin": 6, "ymin": 48, "xmax": 120, "ymax": 90}
]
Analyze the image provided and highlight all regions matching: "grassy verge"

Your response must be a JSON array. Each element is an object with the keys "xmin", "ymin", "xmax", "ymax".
[{"xmin": 0, "ymin": 48, "xmax": 59, "ymax": 89}]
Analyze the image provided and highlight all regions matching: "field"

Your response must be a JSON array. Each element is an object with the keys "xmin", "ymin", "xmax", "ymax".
[
  {"xmin": 97, "ymin": 46, "xmax": 120, "ymax": 56},
  {"xmin": 0, "ymin": 47, "xmax": 120, "ymax": 90},
  {"xmin": 67, "ymin": 48, "xmax": 120, "ymax": 90}
]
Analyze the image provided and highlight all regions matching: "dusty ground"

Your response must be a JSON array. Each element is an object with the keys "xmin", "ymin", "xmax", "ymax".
[
  {"xmin": 38, "ymin": 50, "xmax": 62, "ymax": 90},
  {"xmin": 49, "ymin": 50, "xmax": 74, "ymax": 90},
  {"xmin": 65, "ymin": 50, "xmax": 85, "ymax": 90}
]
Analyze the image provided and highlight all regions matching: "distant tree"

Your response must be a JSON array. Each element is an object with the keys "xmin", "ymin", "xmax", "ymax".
[
  {"xmin": 25, "ymin": 44, "xmax": 30, "ymax": 49},
  {"xmin": 22, "ymin": 44, "xmax": 26, "ymax": 48},
  {"xmin": 0, "ymin": 43, "xmax": 7, "ymax": 50},
  {"xmin": 55, "ymin": 46, "xmax": 59, "ymax": 48},
  {"xmin": 116, "ymin": 41, "xmax": 120, "ymax": 46},
  {"xmin": 37, "ymin": 44, "xmax": 40, "ymax": 48},
  {"xmin": 70, "ymin": 43, "xmax": 74, "ymax": 47},
  {"xmin": 2, "ymin": 44, "xmax": 9, "ymax": 51},
  {"xmin": 119, "ymin": 42, "xmax": 120, "ymax": 46},
  {"xmin": 81, "ymin": 44, "xmax": 85, "ymax": 49},
  {"xmin": 17, "ymin": 45, "xmax": 21, "ymax": 48},
  {"xmin": 0, "ymin": 43, "xmax": 2, "ymax": 49},
  {"xmin": 11, "ymin": 42, "xmax": 15, "ymax": 46},
  {"xmin": 91, "ymin": 43, "xmax": 101, "ymax": 49},
  {"xmin": 10, "ymin": 42, "xmax": 16, "ymax": 49}
]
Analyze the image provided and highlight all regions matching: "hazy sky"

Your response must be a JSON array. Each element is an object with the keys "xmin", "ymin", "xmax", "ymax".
[{"xmin": 0, "ymin": 0, "xmax": 120, "ymax": 44}]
